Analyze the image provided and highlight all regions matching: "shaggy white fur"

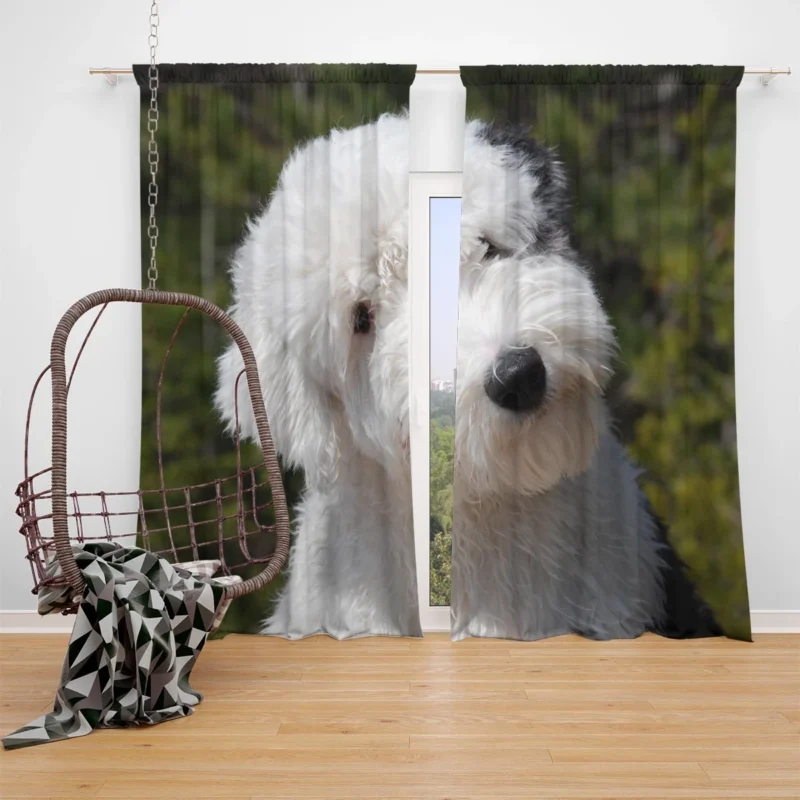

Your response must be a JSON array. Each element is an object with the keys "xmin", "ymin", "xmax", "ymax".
[
  {"xmin": 452, "ymin": 123, "xmax": 665, "ymax": 639},
  {"xmin": 216, "ymin": 114, "xmax": 420, "ymax": 638},
  {"xmin": 215, "ymin": 113, "xmax": 667, "ymax": 640}
]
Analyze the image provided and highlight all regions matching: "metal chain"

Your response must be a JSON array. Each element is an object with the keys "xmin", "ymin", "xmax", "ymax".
[{"xmin": 146, "ymin": 2, "xmax": 160, "ymax": 290}]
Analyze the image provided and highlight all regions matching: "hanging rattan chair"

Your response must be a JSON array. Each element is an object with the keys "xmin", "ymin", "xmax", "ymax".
[
  {"xmin": 14, "ymin": 5, "xmax": 288, "ymax": 614},
  {"xmin": 16, "ymin": 288, "xmax": 290, "ymax": 611}
]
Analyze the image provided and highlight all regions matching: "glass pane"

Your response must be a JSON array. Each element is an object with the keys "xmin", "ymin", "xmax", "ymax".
[{"xmin": 429, "ymin": 197, "xmax": 461, "ymax": 606}]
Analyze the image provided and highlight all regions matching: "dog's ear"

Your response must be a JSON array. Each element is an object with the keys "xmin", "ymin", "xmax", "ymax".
[
  {"xmin": 478, "ymin": 123, "xmax": 573, "ymax": 248},
  {"xmin": 529, "ymin": 140, "xmax": 572, "ymax": 244},
  {"xmin": 215, "ymin": 327, "xmax": 339, "ymax": 487}
]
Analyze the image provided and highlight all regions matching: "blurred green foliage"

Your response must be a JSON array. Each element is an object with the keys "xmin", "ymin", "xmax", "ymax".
[
  {"xmin": 466, "ymin": 75, "xmax": 750, "ymax": 639},
  {"xmin": 430, "ymin": 390, "xmax": 455, "ymax": 606},
  {"xmin": 430, "ymin": 528, "xmax": 453, "ymax": 608},
  {"xmin": 138, "ymin": 71, "xmax": 411, "ymax": 635}
]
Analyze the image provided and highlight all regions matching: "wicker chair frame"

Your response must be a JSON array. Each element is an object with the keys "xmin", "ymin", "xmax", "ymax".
[{"xmin": 16, "ymin": 288, "xmax": 290, "ymax": 610}]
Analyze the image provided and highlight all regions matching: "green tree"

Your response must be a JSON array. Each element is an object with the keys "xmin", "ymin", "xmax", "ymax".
[
  {"xmin": 430, "ymin": 529, "xmax": 452, "ymax": 607},
  {"xmin": 429, "ymin": 392, "xmax": 456, "ymax": 605}
]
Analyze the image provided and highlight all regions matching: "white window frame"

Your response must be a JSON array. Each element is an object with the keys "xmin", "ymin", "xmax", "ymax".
[{"xmin": 409, "ymin": 172, "xmax": 462, "ymax": 632}]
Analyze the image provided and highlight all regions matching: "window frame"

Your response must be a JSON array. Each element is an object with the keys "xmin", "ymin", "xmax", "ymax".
[{"xmin": 409, "ymin": 172, "xmax": 462, "ymax": 632}]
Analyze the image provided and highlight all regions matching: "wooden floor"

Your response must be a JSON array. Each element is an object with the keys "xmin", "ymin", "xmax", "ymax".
[{"xmin": 0, "ymin": 633, "xmax": 797, "ymax": 798}]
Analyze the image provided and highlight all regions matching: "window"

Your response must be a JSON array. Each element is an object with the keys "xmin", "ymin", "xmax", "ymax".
[{"xmin": 409, "ymin": 174, "xmax": 461, "ymax": 630}]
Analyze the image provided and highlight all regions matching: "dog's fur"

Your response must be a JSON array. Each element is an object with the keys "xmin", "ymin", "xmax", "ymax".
[{"xmin": 216, "ymin": 113, "xmax": 719, "ymax": 641}]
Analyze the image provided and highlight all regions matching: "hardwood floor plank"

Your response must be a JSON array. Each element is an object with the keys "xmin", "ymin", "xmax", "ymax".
[
  {"xmin": 411, "ymin": 732, "xmax": 800, "ymax": 750},
  {"xmin": 700, "ymin": 760, "xmax": 800, "ymax": 786},
  {"xmin": 2, "ymin": 763, "xmax": 712, "ymax": 798},
  {"xmin": 551, "ymin": 746, "xmax": 799, "ymax": 762}
]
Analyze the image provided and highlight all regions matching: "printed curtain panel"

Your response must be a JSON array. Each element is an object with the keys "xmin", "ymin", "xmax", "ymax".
[
  {"xmin": 449, "ymin": 65, "xmax": 750, "ymax": 642},
  {"xmin": 134, "ymin": 64, "xmax": 421, "ymax": 639}
]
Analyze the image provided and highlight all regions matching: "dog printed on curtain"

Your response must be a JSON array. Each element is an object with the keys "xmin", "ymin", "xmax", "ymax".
[
  {"xmin": 137, "ymin": 64, "xmax": 422, "ymax": 639},
  {"xmin": 216, "ymin": 97, "xmax": 421, "ymax": 640},
  {"xmin": 141, "ymin": 63, "xmax": 749, "ymax": 642},
  {"xmin": 447, "ymin": 66, "xmax": 749, "ymax": 642}
]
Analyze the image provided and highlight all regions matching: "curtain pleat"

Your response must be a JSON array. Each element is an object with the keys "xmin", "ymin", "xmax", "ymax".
[
  {"xmin": 461, "ymin": 65, "xmax": 744, "ymax": 86},
  {"xmin": 134, "ymin": 63, "xmax": 417, "ymax": 85}
]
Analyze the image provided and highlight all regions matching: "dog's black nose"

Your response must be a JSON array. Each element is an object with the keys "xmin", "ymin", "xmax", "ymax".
[{"xmin": 484, "ymin": 347, "xmax": 547, "ymax": 412}]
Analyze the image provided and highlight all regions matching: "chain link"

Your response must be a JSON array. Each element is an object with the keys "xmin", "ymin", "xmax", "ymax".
[{"xmin": 146, "ymin": 2, "xmax": 160, "ymax": 290}]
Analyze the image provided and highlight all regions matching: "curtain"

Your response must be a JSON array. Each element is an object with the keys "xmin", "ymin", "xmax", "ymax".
[
  {"xmin": 134, "ymin": 64, "xmax": 421, "ymax": 639},
  {"xmin": 450, "ymin": 65, "xmax": 750, "ymax": 642}
]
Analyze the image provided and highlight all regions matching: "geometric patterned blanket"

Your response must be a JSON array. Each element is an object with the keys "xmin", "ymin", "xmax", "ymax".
[{"xmin": 2, "ymin": 542, "xmax": 237, "ymax": 750}]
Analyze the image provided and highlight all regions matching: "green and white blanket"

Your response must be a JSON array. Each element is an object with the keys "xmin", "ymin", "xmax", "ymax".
[{"xmin": 2, "ymin": 542, "xmax": 239, "ymax": 750}]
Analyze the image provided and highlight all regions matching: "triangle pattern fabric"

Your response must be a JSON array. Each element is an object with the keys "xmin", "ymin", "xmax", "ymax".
[{"xmin": 2, "ymin": 542, "xmax": 227, "ymax": 750}]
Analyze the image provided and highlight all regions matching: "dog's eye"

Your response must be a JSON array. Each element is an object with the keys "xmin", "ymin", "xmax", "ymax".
[
  {"xmin": 353, "ymin": 302, "xmax": 372, "ymax": 335},
  {"xmin": 479, "ymin": 237, "xmax": 504, "ymax": 261}
]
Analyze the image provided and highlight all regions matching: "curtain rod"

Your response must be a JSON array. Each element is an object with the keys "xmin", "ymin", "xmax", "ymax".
[{"xmin": 89, "ymin": 66, "xmax": 792, "ymax": 85}]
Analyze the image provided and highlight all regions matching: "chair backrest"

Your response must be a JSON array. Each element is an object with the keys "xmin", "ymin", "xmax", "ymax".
[{"xmin": 46, "ymin": 288, "xmax": 290, "ymax": 600}]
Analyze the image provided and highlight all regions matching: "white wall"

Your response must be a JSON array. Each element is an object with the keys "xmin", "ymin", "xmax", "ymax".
[{"xmin": 1, "ymin": 0, "xmax": 798, "ymax": 624}]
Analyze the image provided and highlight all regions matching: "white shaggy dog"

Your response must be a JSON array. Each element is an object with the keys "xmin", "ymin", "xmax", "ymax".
[
  {"xmin": 216, "ymin": 114, "xmax": 420, "ymax": 639},
  {"xmin": 216, "ymin": 113, "xmax": 718, "ymax": 641}
]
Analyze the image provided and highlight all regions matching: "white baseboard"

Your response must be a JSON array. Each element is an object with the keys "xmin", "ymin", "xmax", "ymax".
[
  {"xmin": 0, "ymin": 610, "xmax": 74, "ymax": 634},
  {"xmin": 0, "ymin": 609, "xmax": 798, "ymax": 635},
  {"xmin": 749, "ymin": 610, "xmax": 800, "ymax": 633}
]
